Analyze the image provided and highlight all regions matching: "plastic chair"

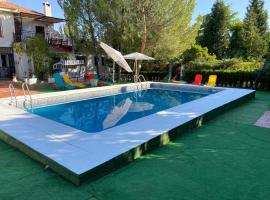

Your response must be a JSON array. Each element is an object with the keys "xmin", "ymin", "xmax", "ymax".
[
  {"xmin": 206, "ymin": 75, "xmax": 217, "ymax": 87},
  {"xmin": 192, "ymin": 74, "xmax": 203, "ymax": 85}
]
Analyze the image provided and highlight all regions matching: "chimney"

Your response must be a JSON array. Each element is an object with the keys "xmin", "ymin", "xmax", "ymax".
[{"xmin": 43, "ymin": 2, "xmax": 52, "ymax": 17}]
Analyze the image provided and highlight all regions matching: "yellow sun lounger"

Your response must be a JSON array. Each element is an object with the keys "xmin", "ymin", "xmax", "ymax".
[
  {"xmin": 206, "ymin": 75, "xmax": 217, "ymax": 87},
  {"xmin": 62, "ymin": 74, "xmax": 86, "ymax": 88}
]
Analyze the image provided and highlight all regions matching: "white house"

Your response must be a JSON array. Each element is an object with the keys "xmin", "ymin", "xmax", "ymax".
[{"xmin": 0, "ymin": 0, "xmax": 72, "ymax": 80}]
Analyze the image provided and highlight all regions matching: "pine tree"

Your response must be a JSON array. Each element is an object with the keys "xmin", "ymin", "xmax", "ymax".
[
  {"xmin": 245, "ymin": 0, "xmax": 268, "ymax": 35},
  {"xmin": 242, "ymin": 0, "xmax": 268, "ymax": 60},
  {"xmin": 228, "ymin": 20, "xmax": 245, "ymax": 58},
  {"xmin": 59, "ymin": 0, "xmax": 200, "ymax": 64},
  {"xmin": 202, "ymin": 0, "xmax": 234, "ymax": 59}
]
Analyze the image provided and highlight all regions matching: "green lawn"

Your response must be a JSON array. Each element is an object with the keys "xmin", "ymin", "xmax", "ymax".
[{"xmin": 0, "ymin": 91, "xmax": 270, "ymax": 200}]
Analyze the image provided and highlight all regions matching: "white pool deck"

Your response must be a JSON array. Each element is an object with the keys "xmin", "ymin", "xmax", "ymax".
[{"xmin": 0, "ymin": 82, "xmax": 255, "ymax": 181}]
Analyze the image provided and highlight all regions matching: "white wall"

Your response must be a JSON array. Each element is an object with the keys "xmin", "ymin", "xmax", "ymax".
[
  {"xmin": 21, "ymin": 18, "xmax": 50, "ymax": 34},
  {"xmin": 0, "ymin": 11, "xmax": 15, "ymax": 47},
  {"xmin": 13, "ymin": 51, "xmax": 34, "ymax": 80}
]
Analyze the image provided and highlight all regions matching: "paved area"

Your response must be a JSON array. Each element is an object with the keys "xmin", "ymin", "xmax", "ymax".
[
  {"xmin": 0, "ymin": 80, "xmax": 40, "ymax": 98},
  {"xmin": 0, "ymin": 91, "xmax": 269, "ymax": 200}
]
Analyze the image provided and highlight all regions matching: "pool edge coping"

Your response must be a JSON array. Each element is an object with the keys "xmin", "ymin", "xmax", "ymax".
[{"xmin": 0, "ymin": 83, "xmax": 256, "ymax": 185}]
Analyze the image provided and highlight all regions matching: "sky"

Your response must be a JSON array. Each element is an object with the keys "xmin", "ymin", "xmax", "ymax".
[
  {"xmin": 193, "ymin": 0, "xmax": 270, "ymax": 22},
  {"xmin": 8, "ymin": 0, "xmax": 270, "ymax": 29}
]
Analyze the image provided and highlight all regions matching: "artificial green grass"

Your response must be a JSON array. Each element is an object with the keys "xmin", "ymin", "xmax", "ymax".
[{"xmin": 0, "ymin": 91, "xmax": 270, "ymax": 200}]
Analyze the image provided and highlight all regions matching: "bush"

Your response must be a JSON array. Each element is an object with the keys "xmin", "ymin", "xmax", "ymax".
[
  {"xmin": 182, "ymin": 45, "xmax": 216, "ymax": 64},
  {"xmin": 185, "ymin": 58, "xmax": 263, "ymax": 71},
  {"xmin": 25, "ymin": 35, "xmax": 50, "ymax": 80},
  {"xmin": 183, "ymin": 68, "xmax": 270, "ymax": 90}
]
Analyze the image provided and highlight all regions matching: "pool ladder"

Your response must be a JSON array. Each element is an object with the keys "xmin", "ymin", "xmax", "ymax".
[
  {"xmin": 136, "ymin": 75, "xmax": 146, "ymax": 90},
  {"xmin": 9, "ymin": 83, "xmax": 17, "ymax": 107},
  {"xmin": 22, "ymin": 83, "xmax": 33, "ymax": 109}
]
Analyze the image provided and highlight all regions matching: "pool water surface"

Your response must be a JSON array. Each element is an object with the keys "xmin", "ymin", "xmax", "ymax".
[{"xmin": 29, "ymin": 89, "xmax": 214, "ymax": 133}]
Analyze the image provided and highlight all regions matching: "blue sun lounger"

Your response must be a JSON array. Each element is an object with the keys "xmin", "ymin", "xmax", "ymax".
[{"xmin": 53, "ymin": 73, "xmax": 76, "ymax": 90}]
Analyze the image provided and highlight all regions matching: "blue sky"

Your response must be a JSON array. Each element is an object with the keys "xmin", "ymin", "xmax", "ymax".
[
  {"xmin": 8, "ymin": 0, "xmax": 270, "ymax": 29},
  {"xmin": 194, "ymin": 0, "xmax": 270, "ymax": 21}
]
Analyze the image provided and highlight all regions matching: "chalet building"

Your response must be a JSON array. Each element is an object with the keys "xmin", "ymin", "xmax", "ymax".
[{"xmin": 0, "ymin": 0, "xmax": 72, "ymax": 80}]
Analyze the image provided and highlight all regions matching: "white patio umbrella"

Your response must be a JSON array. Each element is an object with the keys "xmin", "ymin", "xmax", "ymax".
[
  {"xmin": 103, "ymin": 98, "xmax": 133, "ymax": 129},
  {"xmin": 100, "ymin": 42, "xmax": 132, "ymax": 82},
  {"xmin": 123, "ymin": 52, "xmax": 155, "ymax": 82},
  {"xmin": 129, "ymin": 102, "xmax": 154, "ymax": 112}
]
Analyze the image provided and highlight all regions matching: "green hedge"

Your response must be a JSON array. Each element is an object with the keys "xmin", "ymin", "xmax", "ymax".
[
  {"xmin": 185, "ymin": 59, "xmax": 262, "ymax": 71},
  {"xmin": 184, "ymin": 70, "xmax": 270, "ymax": 90}
]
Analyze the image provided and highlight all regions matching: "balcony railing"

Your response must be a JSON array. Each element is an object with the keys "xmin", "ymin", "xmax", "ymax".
[{"xmin": 13, "ymin": 31, "xmax": 73, "ymax": 51}]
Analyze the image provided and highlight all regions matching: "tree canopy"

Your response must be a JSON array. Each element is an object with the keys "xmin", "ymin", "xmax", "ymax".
[
  {"xmin": 199, "ymin": 0, "xmax": 235, "ymax": 59},
  {"xmin": 242, "ymin": 0, "xmax": 269, "ymax": 60},
  {"xmin": 58, "ymin": 0, "xmax": 200, "ymax": 64}
]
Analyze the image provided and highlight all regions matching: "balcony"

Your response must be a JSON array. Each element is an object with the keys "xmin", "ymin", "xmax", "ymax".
[{"xmin": 13, "ymin": 31, "xmax": 73, "ymax": 52}]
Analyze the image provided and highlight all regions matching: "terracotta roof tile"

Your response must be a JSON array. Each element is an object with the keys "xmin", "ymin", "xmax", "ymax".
[{"xmin": 0, "ymin": 0, "xmax": 43, "ymax": 16}]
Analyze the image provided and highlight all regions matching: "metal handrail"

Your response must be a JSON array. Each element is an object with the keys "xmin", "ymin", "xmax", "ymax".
[
  {"xmin": 9, "ymin": 83, "xmax": 17, "ymax": 107},
  {"xmin": 137, "ymin": 74, "xmax": 146, "ymax": 82},
  {"xmin": 22, "ymin": 83, "xmax": 33, "ymax": 109},
  {"xmin": 137, "ymin": 75, "xmax": 147, "ymax": 90}
]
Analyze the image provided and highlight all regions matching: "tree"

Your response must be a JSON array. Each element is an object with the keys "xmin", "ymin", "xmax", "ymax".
[
  {"xmin": 245, "ymin": 0, "xmax": 268, "ymax": 35},
  {"xmin": 142, "ymin": 0, "xmax": 201, "ymax": 63},
  {"xmin": 25, "ymin": 35, "xmax": 50, "ymax": 80},
  {"xmin": 201, "ymin": 0, "xmax": 235, "ymax": 59},
  {"xmin": 196, "ymin": 14, "xmax": 210, "ymax": 47},
  {"xmin": 182, "ymin": 44, "xmax": 216, "ymax": 64},
  {"xmin": 94, "ymin": 0, "xmax": 138, "ymax": 53},
  {"xmin": 228, "ymin": 20, "xmax": 245, "ymax": 58},
  {"xmin": 59, "ymin": 0, "xmax": 200, "ymax": 66},
  {"xmin": 242, "ymin": 0, "xmax": 268, "ymax": 60},
  {"xmin": 58, "ymin": 0, "xmax": 103, "ymax": 72}
]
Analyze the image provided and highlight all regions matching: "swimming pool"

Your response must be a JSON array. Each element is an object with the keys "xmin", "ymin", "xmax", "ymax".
[
  {"xmin": 30, "ymin": 89, "xmax": 215, "ymax": 133},
  {"xmin": 0, "ymin": 82, "xmax": 255, "ymax": 184}
]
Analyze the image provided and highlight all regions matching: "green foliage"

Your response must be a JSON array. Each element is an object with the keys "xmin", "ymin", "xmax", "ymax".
[
  {"xmin": 245, "ymin": 0, "xmax": 268, "ymax": 35},
  {"xmin": 136, "ymin": 0, "xmax": 200, "ymax": 63},
  {"xmin": 228, "ymin": 20, "xmax": 245, "ymax": 58},
  {"xmin": 25, "ymin": 35, "xmax": 50, "ymax": 80},
  {"xmin": 12, "ymin": 42, "xmax": 25, "ymax": 56},
  {"xmin": 58, "ymin": 0, "xmax": 100, "ymax": 60},
  {"xmin": 242, "ymin": 0, "xmax": 268, "ymax": 60},
  {"xmin": 185, "ymin": 58, "xmax": 262, "ymax": 71},
  {"xmin": 58, "ymin": 0, "xmax": 200, "ymax": 64},
  {"xmin": 182, "ymin": 45, "xmax": 216, "ymax": 64},
  {"xmin": 196, "ymin": 14, "xmax": 210, "ymax": 46},
  {"xmin": 183, "ymin": 68, "xmax": 270, "ymax": 89},
  {"xmin": 200, "ymin": 0, "xmax": 235, "ymax": 59}
]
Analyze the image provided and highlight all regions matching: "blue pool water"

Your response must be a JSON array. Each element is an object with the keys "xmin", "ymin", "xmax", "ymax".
[{"xmin": 30, "ymin": 89, "xmax": 215, "ymax": 133}]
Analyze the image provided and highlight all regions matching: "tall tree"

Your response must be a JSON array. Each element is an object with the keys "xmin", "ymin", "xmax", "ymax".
[
  {"xmin": 58, "ymin": 0, "xmax": 103, "ymax": 72},
  {"xmin": 95, "ymin": 0, "xmax": 200, "ymax": 63},
  {"xmin": 59, "ymin": 0, "xmax": 200, "ymax": 69},
  {"xmin": 201, "ymin": 0, "xmax": 235, "ymax": 59},
  {"xmin": 242, "ymin": 0, "xmax": 268, "ymax": 60},
  {"xmin": 196, "ymin": 14, "xmax": 210, "ymax": 47},
  {"xmin": 228, "ymin": 20, "xmax": 245, "ymax": 58}
]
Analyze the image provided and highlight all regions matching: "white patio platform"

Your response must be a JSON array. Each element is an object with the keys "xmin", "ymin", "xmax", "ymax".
[{"xmin": 0, "ymin": 82, "xmax": 255, "ymax": 184}]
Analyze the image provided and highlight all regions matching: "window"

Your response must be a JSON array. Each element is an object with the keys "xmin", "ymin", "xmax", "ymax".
[{"xmin": 0, "ymin": 18, "xmax": 3, "ymax": 37}]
